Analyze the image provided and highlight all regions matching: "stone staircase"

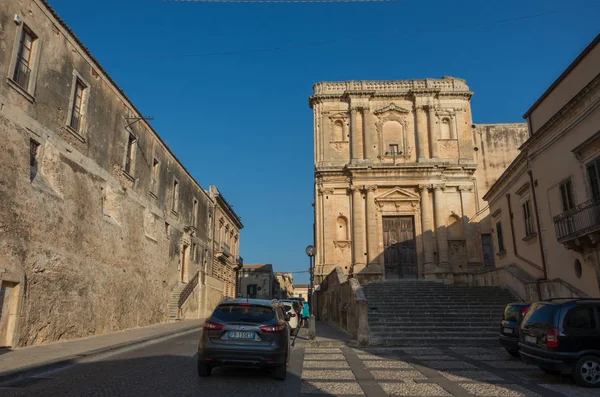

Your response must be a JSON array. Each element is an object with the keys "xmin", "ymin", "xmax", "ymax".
[
  {"xmin": 362, "ymin": 280, "xmax": 518, "ymax": 346},
  {"xmin": 168, "ymin": 282, "xmax": 188, "ymax": 322}
]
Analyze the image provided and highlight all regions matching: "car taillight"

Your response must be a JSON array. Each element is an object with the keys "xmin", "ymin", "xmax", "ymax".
[
  {"xmin": 546, "ymin": 328, "xmax": 559, "ymax": 348},
  {"xmin": 521, "ymin": 306, "xmax": 529, "ymax": 317},
  {"xmin": 203, "ymin": 320, "xmax": 224, "ymax": 331},
  {"xmin": 260, "ymin": 322, "xmax": 286, "ymax": 333},
  {"xmin": 291, "ymin": 313, "xmax": 296, "ymax": 317}
]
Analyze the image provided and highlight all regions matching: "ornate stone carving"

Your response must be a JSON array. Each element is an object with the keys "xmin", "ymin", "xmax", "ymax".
[
  {"xmin": 322, "ymin": 188, "xmax": 334, "ymax": 195},
  {"xmin": 373, "ymin": 103, "xmax": 410, "ymax": 115},
  {"xmin": 418, "ymin": 184, "xmax": 431, "ymax": 192},
  {"xmin": 334, "ymin": 240, "xmax": 352, "ymax": 252},
  {"xmin": 432, "ymin": 184, "xmax": 446, "ymax": 191},
  {"xmin": 457, "ymin": 185, "xmax": 474, "ymax": 192},
  {"xmin": 365, "ymin": 185, "xmax": 378, "ymax": 192},
  {"xmin": 330, "ymin": 141, "xmax": 348, "ymax": 152}
]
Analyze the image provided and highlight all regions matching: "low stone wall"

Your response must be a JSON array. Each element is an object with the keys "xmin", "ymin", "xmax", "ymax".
[
  {"xmin": 315, "ymin": 267, "xmax": 370, "ymax": 345},
  {"xmin": 203, "ymin": 275, "xmax": 225, "ymax": 318},
  {"xmin": 466, "ymin": 264, "xmax": 587, "ymax": 301}
]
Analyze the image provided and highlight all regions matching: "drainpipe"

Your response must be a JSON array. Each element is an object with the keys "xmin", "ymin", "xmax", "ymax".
[
  {"xmin": 527, "ymin": 170, "xmax": 548, "ymax": 280},
  {"xmin": 505, "ymin": 193, "xmax": 544, "ymax": 299}
]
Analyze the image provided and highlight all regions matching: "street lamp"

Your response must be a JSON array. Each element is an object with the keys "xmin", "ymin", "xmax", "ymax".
[{"xmin": 305, "ymin": 245, "xmax": 316, "ymax": 339}]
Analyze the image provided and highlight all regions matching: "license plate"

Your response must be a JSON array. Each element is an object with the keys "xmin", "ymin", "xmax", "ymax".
[
  {"xmin": 228, "ymin": 331, "xmax": 254, "ymax": 339},
  {"xmin": 503, "ymin": 327, "xmax": 513, "ymax": 334},
  {"xmin": 525, "ymin": 335, "xmax": 536, "ymax": 344}
]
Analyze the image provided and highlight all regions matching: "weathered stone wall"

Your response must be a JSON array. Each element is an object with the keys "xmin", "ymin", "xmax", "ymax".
[
  {"xmin": 203, "ymin": 275, "xmax": 225, "ymax": 317},
  {"xmin": 0, "ymin": 0, "xmax": 214, "ymax": 347},
  {"xmin": 316, "ymin": 267, "xmax": 369, "ymax": 345},
  {"xmin": 472, "ymin": 123, "xmax": 529, "ymax": 212}
]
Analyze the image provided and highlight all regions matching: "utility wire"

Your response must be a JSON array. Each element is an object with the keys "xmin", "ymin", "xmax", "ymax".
[{"xmin": 110, "ymin": 4, "xmax": 598, "ymax": 62}]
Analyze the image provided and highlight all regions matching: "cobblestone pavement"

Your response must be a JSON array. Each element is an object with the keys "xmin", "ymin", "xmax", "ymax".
[
  {"xmin": 300, "ymin": 346, "xmax": 598, "ymax": 397},
  {"xmin": 1, "ymin": 334, "xmax": 598, "ymax": 397}
]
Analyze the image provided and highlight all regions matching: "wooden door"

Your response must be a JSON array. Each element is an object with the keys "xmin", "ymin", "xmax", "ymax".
[
  {"xmin": 0, "ymin": 282, "xmax": 16, "ymax": 347},
  {"xmin": 383, "ymin": 216, "xmax": 417, "ymax": 279}
]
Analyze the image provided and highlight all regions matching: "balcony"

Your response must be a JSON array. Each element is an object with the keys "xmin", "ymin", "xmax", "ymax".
[
  {"xmin": 215, "ymin": 243, "xmax": 231, "ymax": 262},
  {"xmin": 553, "ymin": 197, "xmax": 600, "ymax": 251}
]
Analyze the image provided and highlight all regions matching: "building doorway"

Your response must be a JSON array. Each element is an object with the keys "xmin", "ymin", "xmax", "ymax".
[
  {"xmin": 0, "ymin": 281, "xmax": 19, "ymax": 347},
  {"xmin": 383, "ymin": 216, "xmax": 417, "ymax": 279},
  {"xmin": 481, "ymin": 234, "xmax": 495, "ymax": 268},
  {"xmin": 180, "ymin": 244, "xmax": 189, "ymax": 283}
]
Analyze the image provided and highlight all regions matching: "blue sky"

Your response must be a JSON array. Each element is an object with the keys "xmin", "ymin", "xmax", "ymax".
[{"xmin": 48, "ymin": 0, "xmax": 599, "ymax": 283}]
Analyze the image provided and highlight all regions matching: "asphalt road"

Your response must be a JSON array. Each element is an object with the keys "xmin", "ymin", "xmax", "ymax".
[{"xmin": 0, "ymin": 331, "xmax": 305, "ymax": 397}]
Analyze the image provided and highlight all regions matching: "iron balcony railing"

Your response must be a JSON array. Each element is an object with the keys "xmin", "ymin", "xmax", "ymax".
[{"xmin": 553, "ymin": 197, "xmax": 600, "ymax": 242}]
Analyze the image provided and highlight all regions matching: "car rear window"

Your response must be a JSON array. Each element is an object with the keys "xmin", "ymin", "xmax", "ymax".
[
  {"xmin": 504, "ymin": 305, "xmax": 523, "ymax": 322},
  {"xmin": 283, "ymin": 304, "xmax": 292, "ymax": 312},
  {"xmin": 523, "ymin": 303, "xmax": 559, "ymax": 325},
  {"xmin": 564, "ymin": 306, "xmax": 597, "ymax": 329},
  {"xmin": 213, "ymin": 304, "xmax": 276, "ymax": 323}
]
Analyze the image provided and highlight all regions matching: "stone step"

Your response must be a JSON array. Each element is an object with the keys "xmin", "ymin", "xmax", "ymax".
[
  {"xmin": 370, "ymin": 324, "xmax": 497, "ymax": 331},
  {"xmin": 368, "ymin": 336, "xmax": 499, "ymax": 347},
  {"xmin": 370, "ymin": 330, "xmax": 498, "ymax": 338}
]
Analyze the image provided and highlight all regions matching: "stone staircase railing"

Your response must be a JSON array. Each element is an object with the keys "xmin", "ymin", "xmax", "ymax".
[{"xmin": 178, "ymin": 271, "xmax": 199, "ymax": 309}]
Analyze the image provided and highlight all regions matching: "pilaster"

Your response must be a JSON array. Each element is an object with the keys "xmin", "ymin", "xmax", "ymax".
[
  {"xmin": 350, "ymin": 108, "xmax": 362, "ymax": 163},
  {"xmin": 362, "ymin": 108, "xmax": 374, "ymax": 161},
  {"xmin": 365, "ymin": 185, "xmax": 378, "ymax": 264},
  {"xmin": 459, "ymin": 185, "xmax": 480, "ymax": 269},
  {"xmin": 350, "ymin": 185, "xmax": 366, "ymax": 271},
  {"xmin": 427, "ymin": 105, "xmax": 439, "ymax": 158},
  {"xmin": 433, "ymin": 184, "xmax": 450, "ymax": 270},
  {"xmin": 414, "ymin": 105, "xmax": 428, "ymax": 161},
  {"xmin": 419, "ymin": 185, "xmax": 435, "ymax": 272}
]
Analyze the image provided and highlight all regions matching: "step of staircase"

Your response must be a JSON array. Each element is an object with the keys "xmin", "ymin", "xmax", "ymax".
[
  {"xmin": 362, "ymin": 280, "xmax": 515, "ymax": 347},
  {"xmin": 168, "ymin": 282, "xmax": 188, "ymax": 321}
]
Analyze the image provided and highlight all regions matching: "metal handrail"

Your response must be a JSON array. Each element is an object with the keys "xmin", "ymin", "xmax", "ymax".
[{"xmin": 178, "ymin": 271, "xmax": 199, "ymax": 308}]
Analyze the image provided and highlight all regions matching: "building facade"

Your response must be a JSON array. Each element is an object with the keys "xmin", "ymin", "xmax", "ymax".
[
  {"xmin": 310, "ymin": 78, "xmax": 528, "ymax": 285},
  {"xmin": 238, "ymin": 264, "xmax": 275, "ymax": 299},
  {"xmin": 293, "ymin": 284, "xmax": 309, "ymax": 299},
  {"xmin": 0, "ymin": 0, "xmax": 240, "ymax": 347},
  {"xmin": 274, "ymin": 272, "xmax": 294, "ymax": 299},
  {"xmin": 208, "ymin": 186, "xmax": 243, "ymax": 299},
  {"xmin": 483, "ymin": 34, "xmax": 600, "ymax": 299}
]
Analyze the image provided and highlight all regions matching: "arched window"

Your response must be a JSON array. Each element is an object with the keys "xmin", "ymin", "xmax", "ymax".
[
  {"xmin": 447, "ymin": 215, "xmax": 464, "ymax": 240},
  {"xmin": 336, "ymin": 216, "xmax": 349, "ymax": 240},
  {"xmin": 333, "ymin": 120, "xmax": 344, "ymax": 141},
  {"xmin": 440, "ymin": 118, "xmax": 451, "ymax": 139},
  {"xmin": 382, "ymin": 121, "xmax": 404, "ymax": 155}
]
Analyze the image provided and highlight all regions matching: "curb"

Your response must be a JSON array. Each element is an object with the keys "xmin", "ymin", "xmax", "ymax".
[{"xmin": 0, "ymin": 323, "xmax": 200, "ymax": 387}]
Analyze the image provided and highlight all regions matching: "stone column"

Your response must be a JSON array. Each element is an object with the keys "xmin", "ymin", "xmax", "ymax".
[
  {"xmin": 427, "ymin": 106, "xmax": 439, "ymax": 158},
  {"xmin": 419, "ymin": 185, "xmax": 435, "ymax": 272},
  {"xmin": 415, "ymin": 105, "xmax": 428, "ymax": 161},
  {"xmin": 460, "ymin": 186, "xmax": 480, "ymax": 267},
  {"xmin": 350, "ymin": 185, "xmax": 366, "ymax": 269},
  {"xmin": 316, "ymin": 188, "xmax": 323, "ymax": 267},
  {"xmin": 365, "ymin": 185, "xmax": 378, "ymax": 265},
  {"xmin": 350, "ymin": 108, "xmax": 362, "ymax": 163},
  {"xmin": 450, "ymin": 114, "xmax": 457, "ymax": 140},
  {"xmin": 362, "ymin": 108, "xmax": 372, "ymax": 161},
  {"xmin": 433, "ymin": 184, "xmax": 449, "ymax": 268}
]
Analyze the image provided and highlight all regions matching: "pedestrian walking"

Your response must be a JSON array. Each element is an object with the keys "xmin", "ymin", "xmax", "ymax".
[{"xmin": 301, "ymin": 299, "xmax": 310, "ymax": 328}]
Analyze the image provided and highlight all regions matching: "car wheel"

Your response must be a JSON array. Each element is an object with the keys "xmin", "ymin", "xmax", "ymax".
[
  {"xmin": 573, "ymin": 355, "xmax": 600, "ymax": 388},
  {"xmin": 274, "ymin": 359, "xmax": 287, "ymax": 381},
  {"xmin": 197, "ymin": 362, "xmax": 212, "ymax": 377},
  {"xmin": 541, "ymin": 368, "xmax": 561, "ymax": 376},
  {"xmin": 505, "ymin": 348, "xmax": 520, "ymax": 358}
]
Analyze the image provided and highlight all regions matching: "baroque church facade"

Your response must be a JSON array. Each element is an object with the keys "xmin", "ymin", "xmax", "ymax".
[{"xmin": 310, "ymin": 77, "xmax": 528, "ymax": 285}]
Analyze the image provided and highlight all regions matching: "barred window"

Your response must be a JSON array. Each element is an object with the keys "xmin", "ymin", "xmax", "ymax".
[{"xmin": 13, "ymin": 26, "xmax": 36, "ymax": 90}]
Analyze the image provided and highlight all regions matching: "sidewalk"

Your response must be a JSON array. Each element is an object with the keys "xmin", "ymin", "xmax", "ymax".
[
  {"xmin": 294, "ymin": 320, "xmax": 355, "ymax": 347},
  {"xmin": 0, "ymin": 319, "xmax": 202, "ymax": 384}
]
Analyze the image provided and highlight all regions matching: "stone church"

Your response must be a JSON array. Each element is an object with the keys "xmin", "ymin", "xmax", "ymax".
[{"xmin": 310, "ymin": 77, "xmax": 528, "ymax": 285}]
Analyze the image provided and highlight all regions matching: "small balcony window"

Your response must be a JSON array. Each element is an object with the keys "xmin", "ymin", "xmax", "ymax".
[{"xmin": 13, "ymin": 27, "xmax": 35, "ymax": 90}]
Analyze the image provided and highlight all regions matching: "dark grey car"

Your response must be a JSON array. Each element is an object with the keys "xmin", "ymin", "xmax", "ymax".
[{"xmin": 197, "ymin": 299, "xmax": 292, "ymax": 380}]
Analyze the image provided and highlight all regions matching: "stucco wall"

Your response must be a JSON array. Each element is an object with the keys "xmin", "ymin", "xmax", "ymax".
[{"xmin": 0, "ymin": 0, "xmax": 214, "ymax": 347}]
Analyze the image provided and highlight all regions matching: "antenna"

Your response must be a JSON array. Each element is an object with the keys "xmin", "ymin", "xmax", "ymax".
[{"xmin": 125, "ymin": 116, "xmax": 154, "ymax": 129}]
